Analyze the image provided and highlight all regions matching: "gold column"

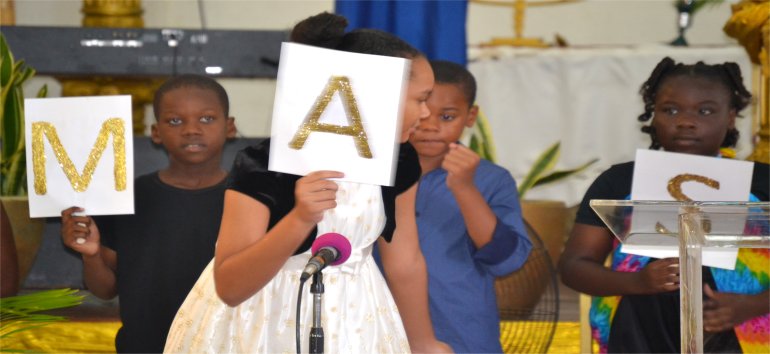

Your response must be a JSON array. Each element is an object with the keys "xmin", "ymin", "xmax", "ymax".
[
  {"xmin": 1, "ymin": 0, "xmax": 15, "ymax": 25},
  {"xmin": 473, "ymin": 0, "xmax": 579, "ymax": 47},
  {"xmin": 724, "ymin": 0, "xmax": 770, "ymax": 163},
  {"xmin": 57, "ymin": 0, "xmax": 164, "ymax": 135},
  {"xmin": 82, "ymin": 0, "xmax": 143, "ymax": 28}
]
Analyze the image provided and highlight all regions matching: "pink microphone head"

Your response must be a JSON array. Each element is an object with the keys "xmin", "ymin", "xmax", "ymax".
[{"xmin": 311, "ymin": 233, "xmax": 352, "ymax": 266}]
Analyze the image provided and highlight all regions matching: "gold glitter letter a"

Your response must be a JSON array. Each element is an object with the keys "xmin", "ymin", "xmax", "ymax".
[
  {"xmin": 31, "ymin": 118, "xmax": 127, "ymax": 195},
  {"xmin": 288, "ymin": 76, "xmax": 373, "ymax": 158}
]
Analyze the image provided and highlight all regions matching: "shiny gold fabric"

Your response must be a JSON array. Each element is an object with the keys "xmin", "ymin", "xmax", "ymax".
[
  {"xmin": 0, "ymin": 321, "xmax": 120, "ymax": 353},
  {"xmin": 2, "ymin": 320, "xmax": 582, "ymax": 353}
]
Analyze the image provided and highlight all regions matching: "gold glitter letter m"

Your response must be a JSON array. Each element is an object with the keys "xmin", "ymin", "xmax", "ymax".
[
  {"xmin": 31, "ymin": 118, "xmax": 127, "ymax": 195},
  {"xmin": 288, "ymin": 76, "xmax": 373, "ymax": 158}
]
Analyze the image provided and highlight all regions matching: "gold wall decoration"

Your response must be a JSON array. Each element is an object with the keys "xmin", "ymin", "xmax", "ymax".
[
  {"xmin": 31, "ymin": 118, "xmax": 127, "ymax": 194},
  {"xmin": 58, "ymin": 0, "xmax": 162, "ymax": 135},
  {"xmin": 57, "ymin": 76, "xmax": 164, "ymax": 136},
  {"xmin": 0, "ymin": 0, "xmax": 15, "ymax": 25},
  {"xmin": 667, "ymin": 173, "xmax": 720, "ymax": 202},
  {"xmin": 289, "ymin": 76, "xmax": 373, "ymax": 159},
  {"xmin": 81, "ymin": 0, "xmax": 143, "ymax": 28},
  {"xmin": 472, "ymin": 0, "xmax": 580, "ymax": 47},
  {"xmin": 724, "ymin": 0, "xmax": 770, "ymax": 163}
]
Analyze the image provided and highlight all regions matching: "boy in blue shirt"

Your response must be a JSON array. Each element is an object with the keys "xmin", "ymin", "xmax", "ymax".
[{"xmin": 410, "ymin": 60, "xmax": 532, "ymax": 353}]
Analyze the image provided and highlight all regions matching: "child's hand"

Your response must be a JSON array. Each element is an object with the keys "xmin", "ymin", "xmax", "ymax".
[
  {"xmin": 294, "ymin": 171, "xmax": 344, "ymax": 224},
  {"xmin": 60, "ymin": 207, "xmax": 101, "ymax": 257},
  {"xmin": 703, "ymin": 284, "xmax": 763, "ymax": 333},
  {"xmin": 637, "ymin": 257, "xmax": 679, "ymax": 294},
  {"xmin": 442, "ymin": 143, "xmax": 479, "ymax": 191}
]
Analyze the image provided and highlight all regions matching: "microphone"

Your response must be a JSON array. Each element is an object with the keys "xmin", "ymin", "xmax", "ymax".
[{"xmin": 300, "ymin": 233, "xmax": 352, "ymax": 281}]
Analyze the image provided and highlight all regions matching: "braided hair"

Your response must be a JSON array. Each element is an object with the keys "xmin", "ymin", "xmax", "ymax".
[{"xmin": 637, "ymin": 57, "xmax": 752, "ymax": 149}]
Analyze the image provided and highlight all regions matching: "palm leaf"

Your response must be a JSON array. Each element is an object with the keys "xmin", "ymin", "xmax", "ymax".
[
  {"xmin": 469, "ymin": 134, "xmax": 485, "ymax": 160},
  {"xmin": 465, "ymin": 110, "xmax": 597, "ymax": 200},
  {"xmin": 0, "ymin": 32, "xmax": 44, "ymax": 196},
  {"xmin": 474, "ymin": 109, "xmax": 497, "ymax": 162},
  {"xmin": 37, "ymin": 84, "xmax": 48, "ymax": 98},
  {"xmin": 0, "ymin": 289, "xmax": 84, "ymax": 341},
  {"xmin": 532, "ymin": 157, "xmax": 598, "ymax": 188},
  {"xmin": 518, "ymin": 141, "xmax": 560, "ymax": 198},
  {"xmin": 467, "ymin": 109, "xmax": 497, "ymax": 162}
]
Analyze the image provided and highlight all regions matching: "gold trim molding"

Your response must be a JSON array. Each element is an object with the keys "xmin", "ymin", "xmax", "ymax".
[{"xmin": 724, "ymin": 0, "xmax": 770, "ymax": 163}]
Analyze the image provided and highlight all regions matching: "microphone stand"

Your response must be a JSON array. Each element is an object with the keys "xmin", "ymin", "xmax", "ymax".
[{"xmin": 309, "ymin": 272, "xmax": 324, "ymax": 354}]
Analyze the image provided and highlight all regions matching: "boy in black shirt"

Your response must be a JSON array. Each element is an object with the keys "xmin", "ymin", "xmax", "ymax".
[{"xmin": 61, "ymin": 74, "xmax": 236, "ymax": 353}]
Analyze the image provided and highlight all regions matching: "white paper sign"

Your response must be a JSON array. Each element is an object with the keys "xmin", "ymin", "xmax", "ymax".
[
  {"xmin": 24, "ymin": 96, "xmax": 134, "ymax": 217},
  {"xmin": 268, "ymin": 42, "xmax": 410, "ymax": 186},
  {"xmin": 626, "ymin": 149, "xmax": 754, "ymax": 269}
]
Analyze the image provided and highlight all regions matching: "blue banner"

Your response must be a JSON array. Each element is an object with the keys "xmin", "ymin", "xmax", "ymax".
[{"xmin": 335, "ymin": 0, "xmax": 468, "ymax": 66}]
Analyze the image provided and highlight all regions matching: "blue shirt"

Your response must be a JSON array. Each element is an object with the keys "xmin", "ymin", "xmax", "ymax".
[{"xmin": 416, "ymin": 159, "xmax": 532, "ymax": 353}]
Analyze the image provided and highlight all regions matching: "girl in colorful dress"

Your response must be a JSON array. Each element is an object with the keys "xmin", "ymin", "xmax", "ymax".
[{"xmin": 560, "ymin": 57, "xmax": 768, "ymax": 353}]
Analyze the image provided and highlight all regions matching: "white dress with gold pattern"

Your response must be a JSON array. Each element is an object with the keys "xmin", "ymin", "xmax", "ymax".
[{"xmin": 164, "ymin": 181, "xmax": 410, "ymax": 353}]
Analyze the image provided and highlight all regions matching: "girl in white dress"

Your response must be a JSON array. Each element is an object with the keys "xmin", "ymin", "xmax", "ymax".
[{"xmin": 164, "ymin": 12, "xmax": 451, "ymax": 354}]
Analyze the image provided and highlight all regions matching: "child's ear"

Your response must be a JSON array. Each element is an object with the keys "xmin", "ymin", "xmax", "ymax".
[
  {"xmin": 727, "ymin": 108, "xmax": 737, "ymax": 130},
  {"xmin": 465, "ymin": 104, "xmax": 479, "ymax": 128},
  {"xmin": 226, "ymin": 117, "xmax": 237, "ymax": 139},
  {"xmin": 150, "ymin": 123, "xmax": 162, "ymax": 145}
]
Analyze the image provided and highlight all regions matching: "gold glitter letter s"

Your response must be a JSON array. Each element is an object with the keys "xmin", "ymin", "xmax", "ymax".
[
  {"xmin": 31, "ymin": 118, "xmax": 127, "ymax": 195},
  {"xmin": 288, "ymin": 76, "xmax": 373, "ymax": 158},
  {"xmin": 667, "ymin": 173, "xmax": 720, "ymax": 202}
]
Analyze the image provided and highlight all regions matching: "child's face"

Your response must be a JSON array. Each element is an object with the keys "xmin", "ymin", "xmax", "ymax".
[
  {"xmin": 409, "ymin": 83, "xmax": 477, "ymax": 159},
  {"xmin": 652, "ymin": 75, "xmax": 736, "ymax": 156},
  {"xmin": 151, "ymin": 86, "xmax": 236, "ymax": 167},
  {"xmin": 400, "ymin": 57, "xmax": 434, "ymax": 143}
]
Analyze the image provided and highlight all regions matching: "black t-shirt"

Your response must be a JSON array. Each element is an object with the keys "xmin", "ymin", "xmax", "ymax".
[
  {"xmin": 573, "ymin": 160, "xmax": 769, "ymax": 353},
  {"xmin": 97, "ymin": 172, "xmax": 225, "ymax": 353},
  {"xmin": 227, "ymin": 139, "xmax": 420, "ymax": 254}
]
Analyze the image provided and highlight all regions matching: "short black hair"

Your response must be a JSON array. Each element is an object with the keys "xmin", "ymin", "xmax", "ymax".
[
  {"xmin": 430, "ymin": 60, "xmax": 476, "ymax": 108},
  {"xmin": 152, "ymin": 74, "xmax": 230, "ymax": 120},
  {"xmin": 638, "ymin": 57, "xmax": 751, "ymax": 149}
]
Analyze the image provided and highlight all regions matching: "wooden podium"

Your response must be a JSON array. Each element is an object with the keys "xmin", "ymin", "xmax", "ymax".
[{"xmin": 590, "ymin": 200, "xmax": 770, "ymax": 353}]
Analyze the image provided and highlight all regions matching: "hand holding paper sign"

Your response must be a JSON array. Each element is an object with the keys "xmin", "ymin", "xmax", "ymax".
[
  {"xmin": 626, "ymin": 149, "xmax": 754, "ymax": 269},
  {"xmin": 560, "ymin": 57, "xmax": 765, "ymax": 353},
  {"xmin": 636, "ymin": 257, "xmax": 680, "ymax": 293},
  {"xmin": 268, "ymin": 43, "xmax": 409, "ymax": 186},
  {"xmin": 24, "ymin": 96, "xmax": 134, "ymax": 218},
  {"xmin": 293, "ymin": 171, "xmax": 344, "ymax": 224},
  {"xmin": 60, "ymin": 207, "xmax": 100, "ymax": 255}
]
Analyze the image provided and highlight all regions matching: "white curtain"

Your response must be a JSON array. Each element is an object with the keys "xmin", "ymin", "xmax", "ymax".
[{"xmin": 469, "ymin": 45, "xmax": 753, "ymax": 206}]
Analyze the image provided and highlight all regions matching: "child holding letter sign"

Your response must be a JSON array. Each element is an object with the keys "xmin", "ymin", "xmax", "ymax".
[
  {"xmin": 164, "ymin": 12, "xmax": 450, "ymax": 353},
  {"xmin": 61, "ymin": 75, "xmax": 236, "ymax": 353},
  {"xmin": 559, "ymin": 58, "xmax": 769, "ymax": 353}
]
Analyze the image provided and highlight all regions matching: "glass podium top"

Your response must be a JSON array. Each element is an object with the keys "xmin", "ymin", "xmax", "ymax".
[{"xmin": 589, "ymin": 200, "xmax": 770, "ymax": 248}]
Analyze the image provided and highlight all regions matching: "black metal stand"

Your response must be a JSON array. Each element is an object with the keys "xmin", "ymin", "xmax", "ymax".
[
  {"xmin": 309, "ymin": 272, "xmax": 324, "ymax": 354},
  {"xmin": 670, "ymin": 0, "xmax": 694, "ymax": 46}
]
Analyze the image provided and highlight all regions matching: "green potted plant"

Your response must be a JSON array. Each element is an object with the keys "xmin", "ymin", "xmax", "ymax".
[
  {"xmin": 0, "ymin": 33, "xmax": 83, "ymax": 352},
  {"xmin": 468, "ymin": 110, "xmax": 597, "ymax": 313},
  {"xmin": 468, "ymin": 110, "xmax": 596, "ymax": 265},
  {"xmin": 1, "ymin": 32, "xmax": 47, "ymax": 286}
]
